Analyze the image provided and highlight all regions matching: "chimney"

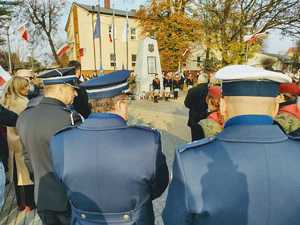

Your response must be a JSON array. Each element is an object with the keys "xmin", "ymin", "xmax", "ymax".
[{"xmin": 104, "ymin": 0, "xmax": 110, "ymax": 9}]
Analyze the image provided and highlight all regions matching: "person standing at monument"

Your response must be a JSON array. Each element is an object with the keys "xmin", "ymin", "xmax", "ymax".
[
  {"xmin": 163, "ymin": 73, "xmax": 172, "ymax": 101},
  {"xmin": 49, "ymin": 70, "xmax": 169, "ymax": 225},
  {"xmin": 163, "ymin": 65, "xmax": 300, "ymax": 225},
  {"xmin": 184, "ymin": 74, "xmax": 209, "ymax": 141},
  {"xmin": 152, "ymin": 74, "xmax": 161, "ymax": 103},
  {"xmin": 173, "ymin": 74, "xmax": 181, "ymax": 100}
]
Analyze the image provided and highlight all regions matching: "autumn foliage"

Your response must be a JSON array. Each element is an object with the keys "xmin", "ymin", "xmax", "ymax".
[{"xmin": 136, "ymin": 0, "xmax": 201, "ymax": 71}]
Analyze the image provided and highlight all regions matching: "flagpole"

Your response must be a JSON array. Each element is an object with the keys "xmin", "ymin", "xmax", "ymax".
[
  {"xmin": 91, "ymin": 6, "xmax": 97, "ymax": 75},
  {"xmin": 6, "ymin": 27, "xmax": 12, "ymax": 74},
  {"xmin": 112, "ymin": 0, "xmax": 116, "ymax": 71},
  {"xmin": 126, "ymin": 8, "xmax": 129, "ymax": 70},
  {"xmin": 97, "ymin": 0, "xmax": 103, "ymax": 73}
]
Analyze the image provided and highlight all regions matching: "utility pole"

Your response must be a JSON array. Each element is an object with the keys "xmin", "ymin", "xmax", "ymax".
[
  {"xmin": 112, "ymin": 0, "xmax": 116, "ymax": 71},
  {"xmin": 97, "ymin": 1, "xmax": 103, "ymax": 73},
  {"xmin": 6, "ymin": 27, "xmax": 12, "ymax": 74}
]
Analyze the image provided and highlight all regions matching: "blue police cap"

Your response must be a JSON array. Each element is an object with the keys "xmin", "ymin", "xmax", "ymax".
[
  {"xmin": 215, "ymin": 65, "xmax": 292, "ymax": 97},
  {"xmin": 80, "ymin": 70, "xmax": 130, "ymax": 99},
  {"xmin": 38, "ymin": 67, "xmax": 79, "ymax": 87}
]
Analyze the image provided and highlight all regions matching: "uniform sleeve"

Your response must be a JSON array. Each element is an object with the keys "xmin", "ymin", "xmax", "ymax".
[
  {"xmin": 0, "ymin": 105, "xmax": 18, "ymax": 127},
  {"xmin": 184, "ymin": 90, "xmax": 192, "ymax": 108},
  {"xmin": 49, "ymin": 135, "xmax": 64, "ymax": 180},
  {"xmin": 150, "ymin": 131, "xmax": 169, "ymax": 200},
  {"xmin": 163, "ymin": 150, "xmax": 191, "ymax": 225},
  {"xmin": 73, "ymin": 87, "xmax": 91, "ymax": 119}
]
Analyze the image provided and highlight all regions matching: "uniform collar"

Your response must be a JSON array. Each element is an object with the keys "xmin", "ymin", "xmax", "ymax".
[
  {"xmin": 219, "ymin": 115, "xmax": 287, "ymax": 142},
  {"xmin": 40, "ymin": 97, "xmax": 66, "ymax": 107},
  {"xmin": 79, "ymin": 113, "xmax": 127, "ymax": 130},
  {"xmin": 224, "ymin": 115, "xmax": 273, "ymax": 128}
]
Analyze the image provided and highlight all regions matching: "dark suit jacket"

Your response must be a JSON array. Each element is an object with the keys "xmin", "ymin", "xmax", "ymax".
[
  {"xmin": 184, "ymin": 83, "xmax": 208, "ymax": 126},
  {"xmin": 17, "ymin": 97, "xmax": 73, "ymax": 212},
  {"xmin": 0, "ymin": 105, "xmax": 18, "ymax": 163},
  {"xmin": 73, "ymin": 86, "xmax": 91, "ymax": 119}
]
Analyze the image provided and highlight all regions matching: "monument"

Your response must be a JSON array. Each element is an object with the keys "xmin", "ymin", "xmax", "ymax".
[{"xmin": 135, "ymin": 37, "xmax": 163, "ymax": 98}]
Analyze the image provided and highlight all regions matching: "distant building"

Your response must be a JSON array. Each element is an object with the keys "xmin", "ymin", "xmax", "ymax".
[{"xmin": 65, "ymin": 1, "xmax": 205, "ymax": 76}]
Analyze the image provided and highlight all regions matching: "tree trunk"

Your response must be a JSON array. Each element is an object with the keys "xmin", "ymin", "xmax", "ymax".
[
  {"xmin": 204, "ymin": 48, "xmax": 210, "ymax": 71},
  {"xmin": 46, "ymin": 31, "xmax": 61, "ymax": 66}
]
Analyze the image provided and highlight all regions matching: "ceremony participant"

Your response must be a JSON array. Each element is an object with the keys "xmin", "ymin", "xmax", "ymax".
[
  {"xmin": 173, "ymin": 74, "xmax": 181, "ymax": 100},
  {"xmin": 199, "ymin": 86, "xmax": 223, "ymax": 138},
  {"xmin": 163, "ymin": 73, "xmax": 172, "ymax": 101},
  {"xmin": 163, "ymin": 65, "xmax": 300, "ymax": 225},
  {"xmin": 68, "ymin": 60, "xmax": 91, "ymax": 118},
  {"xmin": 152, "ymin": 74, "xmax": 161, "ymax": 103},
  {"xmin": 0, "ymin": 105, "xmax": 18, "ymax": 209},
  {"xmin": 276, "ymin": 82, "xmax": 300, "ymax": 134},
  {"xmin": 185, "ymin": 73, "xmax": 194, "ymax": 90},
  {"xmin": 50, "ymin": 70, "xmax": 169, "ymax": 225},
  {"xmin": 1, "ymin": 76, "xmax": 34, "ymax": 211},
  {"xmin": 184, "ymin": 74, "xmax": 209, "ymax": 141},
  {"xmin": 17, "ymin": 70, "xmax": 80, "ymax": 225}
]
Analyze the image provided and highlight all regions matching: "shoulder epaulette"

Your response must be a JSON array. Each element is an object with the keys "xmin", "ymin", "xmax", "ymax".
[
  {"xmin": 288, "ymin": 135, "xmax": 300, "ymax": 141},
  {"xmin": 54, "ymin": 126, "xmax": 75, "ymax": 136},
  {"xmin": 131, "ymin": 125, "xmax": 158, "ymax": 133},
  {"xmin": 178, "ymin": 136, "xmax": 216, "ymax": 153}
]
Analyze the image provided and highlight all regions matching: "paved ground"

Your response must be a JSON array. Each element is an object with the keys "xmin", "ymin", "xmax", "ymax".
[
  {"xmin": 129, "ymin": 94, "xmax": 190, "ymax": 225},
  {"xmin": 1, "ymin": 93, "xmax": 190, "ymax": 225}
]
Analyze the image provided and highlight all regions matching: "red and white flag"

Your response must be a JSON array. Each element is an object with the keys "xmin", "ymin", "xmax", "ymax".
[
  {"xmin": 56, "ymin": 43, "xmax": 69, "ymax": 57},
  {"xmin": 17, "ymin": 23, "xmax": 30, "ymax": 42},
  {"xmin": 243, "ymin": 27, "xmax": 267, "ymax": 44},
  {"xmin": 109, "ymin": 27, "xmax": 113, "ymax": 43},
  {"xmin": 0, "ymin": 65, "xmax": 11, "ymax": 92}
]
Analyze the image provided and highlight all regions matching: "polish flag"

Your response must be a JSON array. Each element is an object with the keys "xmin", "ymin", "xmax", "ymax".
[
  {"xmin": 18, "ymin": 24, "xmax": 29, "ymax": 42},
  {"xmin": 109, "ymin": 29, "xmax": 113, "ymax": 42},
  {"xmin": 0, "ymin": 66, "xmax": 11, "ymax": 96},
  {"xmin": 56, "ymin": 43, "xmax": 70, "ymax": 57},
  {"xmin": 243, "ymin": 27, "xmax": 267, "ymax": 44}
]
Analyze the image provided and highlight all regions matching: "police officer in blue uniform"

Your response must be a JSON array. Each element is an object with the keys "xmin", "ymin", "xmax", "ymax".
[
  {"xmin": 17, "ymin": 70, "xmax": 81, "ymax": 225},
  {"xmin": 163, "ymin": 65, "xmax": 300, "ymax": 225},
  {"xmin": 50, "ymin": 70, "xmax": 169, "ymax": 225}
]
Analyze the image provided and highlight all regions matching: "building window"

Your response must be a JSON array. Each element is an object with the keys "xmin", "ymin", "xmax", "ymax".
[
  {"xmin": 110, "ymin": 53, "xmax": 116, "ymax": 67},
  {"xmin": 197, "ymin": 56, "xmax": 201, "ymax": 67},
  {"xmin": 130, "ymin": 28, "xmax": 136, "ymax": 40},
  {"xmin": 131, "ymin": 54, "xmax": 136, "ymax": 67}
]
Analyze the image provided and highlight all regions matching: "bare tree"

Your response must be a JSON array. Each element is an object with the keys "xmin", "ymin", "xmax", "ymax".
[
  {"xmin": 190, "ymin": 0, "xmax": 300, "ymax": 65},
  {"xmin": 18, "ymin": 0, "xmax": 66, "ymax": 66}
]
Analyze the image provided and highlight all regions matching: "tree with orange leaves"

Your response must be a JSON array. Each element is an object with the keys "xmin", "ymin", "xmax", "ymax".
[{"xmin": 136, "ymin": 0, "xmax": 201, "ymax": 71}]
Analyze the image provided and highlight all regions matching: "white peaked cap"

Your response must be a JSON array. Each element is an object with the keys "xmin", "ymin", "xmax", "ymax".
[{"xmin": 215, "ymin": 65, "xmax": 292, "ymax": 83}]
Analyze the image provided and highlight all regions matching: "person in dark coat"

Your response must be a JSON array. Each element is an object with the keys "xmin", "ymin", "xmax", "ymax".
[
  {"xmin": 0, "ymin": 105, "xmax": 18, "ymax": 208},
  {"xmin": 17, "ymin": 72, "xmax": 81, "ymax": 225},
  {"xmin": 184, "ymin": 74, "xmax": 208, "ymax": 141},
  {"xmin": 50, "ymin": 70, "xmax": 169, "ymax": 225},
  {"xmin": 152, "ymin": 74, "xmax": 161, "ymax": 103},
  {"xmin": 68, "ymin": 60, "xmax": 91, "ymax": 118},
  {"xmin": 163, "ymin": 65, "xmax": 300, "ymax": 225},
  {"xmin": 173, "ymin": 74, "xmax": 181, "ymax": 100},
  {"xmin": 163, "ymin": 73, "xmax": 172, "ymax": 101}
]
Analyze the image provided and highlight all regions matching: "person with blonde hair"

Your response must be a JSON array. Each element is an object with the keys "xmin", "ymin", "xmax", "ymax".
[{"xmin": 1, "ymin": 75, "xmax": 34, "ymax": 211}]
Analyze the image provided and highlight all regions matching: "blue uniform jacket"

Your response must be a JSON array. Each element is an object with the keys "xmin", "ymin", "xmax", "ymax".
[
  {"xmin": 50, "ymin": 113, "xmax": 169, "ymax": 225},
  {"xmin": 163, "ymin": 115, "xmax": 300, "ymax": 225}
]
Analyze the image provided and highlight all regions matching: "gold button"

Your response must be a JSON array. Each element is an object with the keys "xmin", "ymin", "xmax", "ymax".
[
  {"xmin": 123, "ymin": 214, "xmax": 130, "ymax": 221},
  {"xmin": 81, "ymin": 214, "xmax": 86, "ymax": 219}
]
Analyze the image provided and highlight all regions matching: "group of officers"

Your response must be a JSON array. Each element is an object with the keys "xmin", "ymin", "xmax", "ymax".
[{"xmin": 1, "ymin": 62, "xmax": 300, "ymax": 225}]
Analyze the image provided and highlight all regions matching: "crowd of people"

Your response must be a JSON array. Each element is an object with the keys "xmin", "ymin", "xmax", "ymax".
[{"xmin": 0, "ymin": 61, "xmax": 300, "ymax": 225}]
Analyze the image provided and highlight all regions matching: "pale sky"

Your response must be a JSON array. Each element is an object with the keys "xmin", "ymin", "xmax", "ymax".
[
  {"xmin": 10, "ymin": 0, "xmax": 297, "ymax": 64},
  {"xmin": 67, "ymin": 0, "xmax": 297, "ymax": 54}
]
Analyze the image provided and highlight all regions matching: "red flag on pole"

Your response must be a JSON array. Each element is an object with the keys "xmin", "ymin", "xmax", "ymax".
[
  {"xmin": 56, "ymin": 43, "xmax": 70, "ymax": 57},
  {"xmin": 17, "ymin": 24, "xmax": 29, "ymax": 42}
]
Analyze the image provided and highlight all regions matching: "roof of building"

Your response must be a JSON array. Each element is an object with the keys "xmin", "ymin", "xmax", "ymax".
[
  {"xmin": 76, "ymin": 3, "xmax": 137, "ymax": 18},
  {"xmin": 288, "ymin": 47, "xmax": 300, "ymax": 54},
  {"xmin": 65, "ymin": 2, "xmax": 138, "ymax": 31}
]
